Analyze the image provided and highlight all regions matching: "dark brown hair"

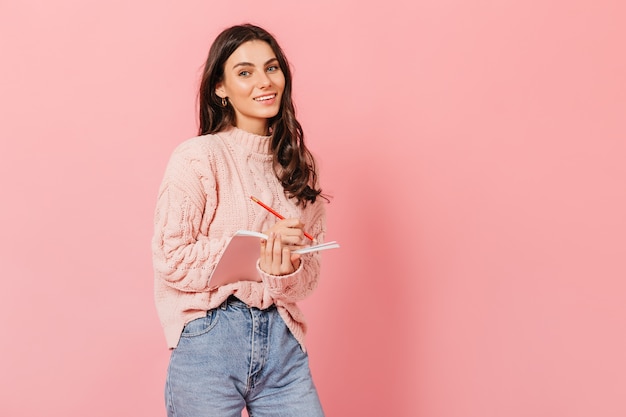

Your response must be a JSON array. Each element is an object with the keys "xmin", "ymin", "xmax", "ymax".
[{"xmin": 198, "ymin": 24, "xmax": 324, "ymax": 206}]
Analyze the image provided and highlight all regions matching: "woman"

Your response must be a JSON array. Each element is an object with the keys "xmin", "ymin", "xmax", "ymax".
[{"xmin": 152, "ymin": 24, "xmax": 327, "ymax": 417}]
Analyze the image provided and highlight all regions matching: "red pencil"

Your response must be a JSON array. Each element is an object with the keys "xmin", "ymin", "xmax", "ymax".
[{"xmin": 250, "ymin": 196, "xmax": 315, "ymax": 242}]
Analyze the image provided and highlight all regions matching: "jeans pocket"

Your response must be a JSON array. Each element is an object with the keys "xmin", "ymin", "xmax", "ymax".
[{"xmin": 180, "ymin": 309, "xmax": 219, "ymax": 338}]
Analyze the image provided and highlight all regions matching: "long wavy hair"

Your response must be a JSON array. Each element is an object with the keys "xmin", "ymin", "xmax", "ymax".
[{"xmin": 198, "ymin": 24, "xmax": 324, "ymax": 206}]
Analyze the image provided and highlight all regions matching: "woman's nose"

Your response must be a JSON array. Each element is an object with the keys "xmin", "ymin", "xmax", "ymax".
[{"xmin": 257, "ymin": 72, "xmax": 271, "ymax": 88}]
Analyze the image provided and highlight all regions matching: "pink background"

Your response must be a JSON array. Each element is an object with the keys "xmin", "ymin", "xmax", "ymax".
[{"xmin": 1, "ymin": 1, "xmax": 625, "ymax": 416}]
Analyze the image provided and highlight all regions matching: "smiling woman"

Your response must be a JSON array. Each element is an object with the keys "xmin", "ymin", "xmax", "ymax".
[
  {"xmin": 152, "ymin": 24, "xmax": 328, "ymax": 417},
  {"xmin": 215, "ymin": 41, "xmax": 285, "ymax": 135}
]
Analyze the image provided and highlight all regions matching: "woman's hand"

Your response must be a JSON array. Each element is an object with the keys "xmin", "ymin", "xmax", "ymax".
[
  {"xmin": 259, "ymin": 232, "xmax": 301, "ymax": 276},
  {"xmin": 264, "ymin": 218, "xmax": 306, "ymax": 247}
]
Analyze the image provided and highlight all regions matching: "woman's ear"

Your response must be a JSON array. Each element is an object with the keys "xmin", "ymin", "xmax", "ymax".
[{"xmin": 215, "ymin": 83, "xmax": 226, "ymax": 99}]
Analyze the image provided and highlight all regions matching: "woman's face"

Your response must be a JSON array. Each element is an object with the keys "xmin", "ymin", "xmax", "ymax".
[{"xmin": 216, "ymin": 40, "xmax": 285, "ymax": 135}]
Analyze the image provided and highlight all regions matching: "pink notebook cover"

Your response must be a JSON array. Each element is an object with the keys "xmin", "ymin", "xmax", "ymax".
[{"xmin": 208, "ymin": 232, "xmax": 264, "ymax": 289}]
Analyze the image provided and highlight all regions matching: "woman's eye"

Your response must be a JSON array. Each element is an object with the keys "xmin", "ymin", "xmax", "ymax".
[
  {"xmin": 266, "ymin": 65, "xmax": 279, "ymax": 72},
  {"xmin": 238, "ymin": 70, "xmax": 251, "ymax": 77}
]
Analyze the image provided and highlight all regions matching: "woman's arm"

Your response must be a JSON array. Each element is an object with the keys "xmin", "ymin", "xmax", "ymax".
[{"xmin": 152, "ymin": 141, "xmax": 227, "ymax": 292}]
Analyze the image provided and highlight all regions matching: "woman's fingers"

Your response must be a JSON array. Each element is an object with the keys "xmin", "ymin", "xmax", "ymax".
[
  {"xmin": 259, "ymin": 232, "xmax": 298, "ymax": 275},
  {"xmin": 290, "ymin": 252, "xmax": 301, "ymax": 271},
  {"xmin": 265, "ymin": 218, "xmax": 306, "ymax": 245},
  {"xmin": 271, "ymin": 233, "xmax": 283, "ymax": 271}
]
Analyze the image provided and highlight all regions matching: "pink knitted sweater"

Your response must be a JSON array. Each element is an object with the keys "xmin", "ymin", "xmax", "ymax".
[{"xmin": 152, "ymin": 127, "xmax": 326, "ymax": 350}]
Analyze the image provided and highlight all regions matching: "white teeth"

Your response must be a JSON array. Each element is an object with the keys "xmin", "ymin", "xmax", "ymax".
[{"xmin": 255, "ymin": 95, "xmax": 275, "ymax": 101}]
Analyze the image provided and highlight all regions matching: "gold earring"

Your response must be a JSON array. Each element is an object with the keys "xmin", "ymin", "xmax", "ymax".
[{"xmin": 221, "ymin": 97, "xmax": 228, "ymax": 107}]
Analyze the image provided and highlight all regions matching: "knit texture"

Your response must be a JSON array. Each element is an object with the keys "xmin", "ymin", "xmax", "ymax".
[{"xmin": 152, "ymin": 127, "xmax": 326, "ymax": 351}]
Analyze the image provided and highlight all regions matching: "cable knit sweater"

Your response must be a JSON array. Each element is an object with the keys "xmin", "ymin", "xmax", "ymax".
[{"xmin": 152, "ymin": 127, "xmax": 326, "ymax": 351}]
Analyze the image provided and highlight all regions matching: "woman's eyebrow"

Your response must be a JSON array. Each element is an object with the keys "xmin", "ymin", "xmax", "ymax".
[{"xmin": 232, "ymin": 58, "xmax": 278, "ymax": 69}]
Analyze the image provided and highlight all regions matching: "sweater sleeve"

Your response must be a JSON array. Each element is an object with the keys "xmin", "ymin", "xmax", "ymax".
[
  {"xmin": 152, "ymin": 141, "xmax": 227, "ymax": 292},
  {"xmin": 258, "ymin": 200, "xmax": 327, "ymax": 303}
]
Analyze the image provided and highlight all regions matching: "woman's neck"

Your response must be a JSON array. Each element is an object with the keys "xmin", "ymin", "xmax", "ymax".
[{"xmin": 234, "ymin": 120, "xmax": 269, "ymax": 136}]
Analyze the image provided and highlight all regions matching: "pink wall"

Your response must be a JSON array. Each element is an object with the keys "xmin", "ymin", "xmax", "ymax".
[{"xmin": 1, "ymin": 1, "xmax": 625, "ymax": 416}]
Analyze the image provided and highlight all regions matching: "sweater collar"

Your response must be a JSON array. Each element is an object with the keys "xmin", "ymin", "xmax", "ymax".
[{"xmin": 220, "ymin": 126, "xmax": 272, "ymax": 155}]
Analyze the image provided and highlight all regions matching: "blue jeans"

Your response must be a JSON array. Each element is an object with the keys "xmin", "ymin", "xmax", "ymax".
[{"xmin": 165, "ymin": 296, "xmax": 324, "ymax": 417}]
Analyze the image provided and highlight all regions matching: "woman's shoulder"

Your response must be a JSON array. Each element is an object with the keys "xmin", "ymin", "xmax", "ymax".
[
  {"xmin": 162, "ymin": 133, "xmax": 229, "ymax": 177},
  {"xmin": 164, "ymin": 133, "xmax": 233, "ymax": 168},
  {"xmin": 172, "ymin": 133, "xmax": 227, "ymax": 156}
]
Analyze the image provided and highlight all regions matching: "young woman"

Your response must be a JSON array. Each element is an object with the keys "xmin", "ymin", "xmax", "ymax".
[{"xmin": 152, "ymin": 24, "xmax": 327, "ymax": 417}]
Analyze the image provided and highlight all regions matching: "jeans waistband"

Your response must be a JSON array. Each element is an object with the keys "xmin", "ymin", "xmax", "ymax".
[{"xmin": 219, "ymin": 295, "xmax": 275, "ymax": 311}]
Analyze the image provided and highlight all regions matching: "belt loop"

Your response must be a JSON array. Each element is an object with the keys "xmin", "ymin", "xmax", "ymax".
[{"xmin": 220, "ymin": 298, "xmax": 228, "ymax": 310}]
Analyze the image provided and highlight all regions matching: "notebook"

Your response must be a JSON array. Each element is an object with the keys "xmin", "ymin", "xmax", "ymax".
[{"xmin": 208, "ymin": 230, "xmax": 340, "ymax": 289}]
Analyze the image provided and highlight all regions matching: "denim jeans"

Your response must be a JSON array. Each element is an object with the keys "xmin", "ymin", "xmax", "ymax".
[{"xmin": 165, "ymin": 296, "xmax": 325, "ymax": 417}]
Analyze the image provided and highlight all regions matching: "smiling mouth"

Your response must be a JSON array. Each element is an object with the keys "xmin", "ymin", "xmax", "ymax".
[{"xmin": 254, "ymin": 94, "xmax": 276, "ymax": 102}]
